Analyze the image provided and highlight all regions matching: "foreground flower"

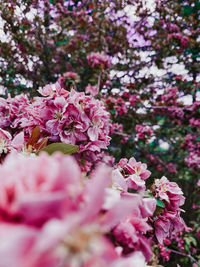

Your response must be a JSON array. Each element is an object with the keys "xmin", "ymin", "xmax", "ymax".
[
  {"xmin": 0, "ymin": 152, "xmax": 82, "ymax": 225},
  {"xmin": 0, "ymin": 152, "xmax": 149, "ymax": 266}
]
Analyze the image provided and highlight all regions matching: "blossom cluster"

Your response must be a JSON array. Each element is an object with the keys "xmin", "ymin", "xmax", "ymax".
[
  {"xmin": 135, "ymin": 125, "xmax": 153, "ymax": 140},
  {"xmin": 183, "ymin": 134, "xmax": 200, "ymax": 170},
  {"xmin": 153, "ymin": 176, "xmax": 189, "ymax": 244},
  {"xmin": 105, "ymin": 91, "xmax": 140, "ymax": 118},
  {"xmin": 0, "ymin": 82, "xmax": 111, "ymax": 170}
]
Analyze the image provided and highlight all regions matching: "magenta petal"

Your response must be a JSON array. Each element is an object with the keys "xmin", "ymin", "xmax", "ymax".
[
  {"xmin": 141, "ymin": 198, "xmax": 156, "ymax": 217},
  {"xmin": 102, "ymin": 195, "xmax": 141, "ymax": 229},
  {"xmin": 81, "ymin": 165, "xmax": 111, "ymax": 223},
  {"xmin": 88, "ymin": 127, "xmax": 98, "ymax": 141},
  {"xmin": 112, "ymin": 169, "xmax": 128, "ymax": 192},
  {"xmin": 18, "ymin": 192, "xmax": 66, "ymax": 225},
  {"xmin": 54, "ymin": 96, "xmax": 66, "ymax": 109},
  {"xmin": 140, "ymin": 170, "xmax": 151, "ymax": 180},
  {"xmin": 138, "ymin": 235, "xmax": 153, "ymax": 262},
  {"xmin": 11, "ymin": 132, "xmax": 24, "ymax": 150},
  {"xmin": 0, "ymin": 128, "xmax": 12, "ymax": 140},
  {"xmin": 46, "ymin": 120, "xmax": 60, "ymax": 135}
]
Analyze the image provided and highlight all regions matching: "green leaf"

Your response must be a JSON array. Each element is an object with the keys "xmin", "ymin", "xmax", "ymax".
[
  {"xmin": 37, "ymin": 143, "xmax": 79, "ymax": 155},
  {"xmin": 184, "ymin": 236, "xmax": 197, "ymax": 247},
  {"xmin": 156, "ymin": 199, "xmax": 165, "ymax": 208},
  {"xmin": 49, "ymin": 0, "xmax": 56, "ymax": 5},
  {"xmin": 144, "ymin": 192, "xmax": 154, "ymax": 198},
  {"xmin": 181, "ymin": 5, "xmax": 194, "ymax": 17},
  {"xmin": 68, "ymin": 5, "xmax": 73, "ymax": 11},
  {"xmin": 196, "ymin": 138, "xmax": 200, "ymax": 142}
]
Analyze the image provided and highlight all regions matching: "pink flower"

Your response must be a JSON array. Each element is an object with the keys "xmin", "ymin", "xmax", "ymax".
[
  {"xmin": 166, "ymin": 163, "xmax": 177, "ymax": 174},
  {"xmin": 2, "ymin": 85, "xmax": 111, "ymax": 171},
  {"xmin": 117, "ymin": 157, "xmax": 151, "ymax": 190},
  {"xmin": 0, "ymin": 129, "xmax": 24, "ymax": 155},
  {"xmin": 155, "ymin": 176, "xmax": 185, "ymax": 210},
  {"xmin": 185, "ymin": 152, "xmax": 200, "ymax": 169},
  {"xmin": 10, "ymin": 132, "xmax": 24, "ymax": 150},
  {"xmin": 0, "ymin": 152, "xmax": 82, "ymax": 226},
  {"xmin": 111, "ymin": 252, "xmax": 146, "ymax": 267},
  {"xmin": 155, "ymin": 211, "xmax": 187, "ymax": 244},
  {"xmin": 0, "ymin": 153, "xmax": 151, "ymax": 266},
  {"xmin": 129, "ymin": 94, "xmax": 140, "ymax": 106},
  {"xmin": 135, "ymin": 125, "xmax": 153, "ymax": 139},
  {"xmin": 156, "ymin": 164, "xmax": 163, "ymax": 172},
  {"xmin": 118, "ymin": 158, "xmax": 128, "ymax": 169},
  {"xmin": 38, "ymin": 84, "xmax": 54, "ymax": 97},
  {"xmin": 126, "ymin": 175, "xmax": 146, "ymax": 190},
  {"xmin": 140, "ymin": 197, "xmax": 156, "ymax": 218},
  {"xmin": 118, "ymin": 157, "xmax": 151, "ymax": 180},
  {"xmin": 180, "ymin": 36, "xmax": 189, "ymax": 47},
  {"xmin": 155, "ymin": 214, "xmax": 171, "ymax": 243},
  {"xmin": 112, "ymin": 169, "xmax": 128, "ymax": 192},
  {"xmin": 63, "ymin": 71, "xmax": 78, "ymax": 80},
  {"xmin": 85, "ymin": 84, "xmax": 98, "ymax": 96},
  {"xmin": 0, "ymin": 128, "xmax": 12, "ymax": 154},
  {"xmin": 190, "ymin": 118, "xmax": 200, "ymax": 127},
  {"xmin": 112, "ymin": 214, "xmax": 153, "ymax": 262},
  {"xmin": 87, "ymin": 52, "xmax": 111, "ymax": 68}
]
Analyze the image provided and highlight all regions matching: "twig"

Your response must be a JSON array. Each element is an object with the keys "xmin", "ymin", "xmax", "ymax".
[{"xmin": 169, "ymin": 248, "xmax": 197, "ymax": 264}]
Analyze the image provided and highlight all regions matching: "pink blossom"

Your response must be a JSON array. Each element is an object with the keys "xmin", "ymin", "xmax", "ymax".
[
  {"xmin": 111, "ymin": 252, "xmax": 146, "ymax": 267},
  {"xmin": 38, "ymin": 84, "xmax": 54, "ymax": 97},
  {"xmin": 118, "ymin": 157, "xmax": 151, "ymax": 180},
  {"xmin": 141, "ymin": 197, "xmax": 156, "ymax": 218},
  {"xmin": 161, "ymin": 87, "xmax": 178, "ymax": 105},
  {"xmin": 87, "ymin": 52, "xmax": 111, "ymax": 68},
  {"xmin": 85, "ymin": 84, "xmax": 98, "ymax": 96},
  {"xmin": 112, "ymin": 214, "xmax": 153, "ymax": 261},
  {"xmin": 180, "ymin": 36, "xmax": 189, "ymax": 47},
  {"xmin": 156, "ymin": 164, "xmax": 163, "ymax": 172},
  {"xmin": 185, "ymin": 152, "xmax": 200, "ymax": 169},
  {"xmin": 158, "ymin": 243, "xmax": 171, "ymax": 261},
  {"xmin": 112, "ymin": 169, "xmax": 128, "ymax": 192},
  {"xmin": 129, "ymin": 94, "xmax": 140, "ymax": 106},
  {"xmin": 0, "ymin": 152, "xmax": 151, "ymax": 266},
  {"xmin": 155, "ymin": 211, "xmax": 187, "ymax": 244},
  {"xmin": 0, "ymin": 128, "xmax": 12, "ymax": 154},
  {"xmin": 0, "ymin": 152, "xmax": 82, "ymax": 226},
  {"xmin": 167, "ymin": 22, "xmax": 180, "ymax": 33},
  {"xmin": 166, "ymin": 163, "xmax": 177, "ymax": 174},
  {"xmin": 0, "ymin": 85, "xmax": 111, "ymax": 171},
  {"xmin": 155, "ymin": 176, "xmax": 185, "ymax": 210},
  {"xmin": 135, "ymin": 125, "xmax": 153, "ymax": 139},
  {"xmin": 0, "ymin": 129, "xmax": 24, "ymax": 155},
  {"xmin": 63, "ymin": 71, "xmax": 78, "ymax": 80},
  {"xmin": 189, "ymin": 118, "xmax": 200, "ymax": 127},
  {"xmin": 117, "ymin": 157, "xmax": 151, "ymax": 190},
  {"xmin": 0, "ymin": 223, "xmax": 61, "ymax": 267}
]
